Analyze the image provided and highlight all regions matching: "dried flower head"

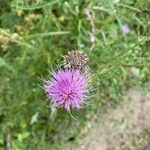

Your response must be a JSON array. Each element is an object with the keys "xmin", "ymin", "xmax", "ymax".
[
  {"xmin": 44, "ymin": 69, "xmax": 89, "ymax": 111},
  {"xmin": 63, "ymin": 51, "xmax": 90, "ymax": 73}
]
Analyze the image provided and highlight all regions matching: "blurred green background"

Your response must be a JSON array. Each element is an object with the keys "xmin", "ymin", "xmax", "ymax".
[{"xmin": 0, "ymin": 0, "xmax": 149, "ymax": 149}]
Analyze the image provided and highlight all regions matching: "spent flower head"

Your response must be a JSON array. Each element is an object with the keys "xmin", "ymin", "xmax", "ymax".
[{"xmin": 63, "ymin": 51, "xmax": 89, "ymax": 73}]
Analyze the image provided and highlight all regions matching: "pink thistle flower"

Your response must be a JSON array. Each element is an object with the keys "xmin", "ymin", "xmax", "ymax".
[
  {"xmin": 44, "ymin": 69, "xmax": 89, "ymax": 111},
  {"xmin": 122, "ymin": 24, "xmax": 130, "ymax": 34}
]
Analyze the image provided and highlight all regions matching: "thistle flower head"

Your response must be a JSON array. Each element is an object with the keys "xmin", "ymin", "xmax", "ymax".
[
  {"xmin": 122, "ymin": 24, "xmax": 130, "ymax": 34},
  {"xmin": 44, "ymin": 69, "xmax": 89, "ymax": 111},
  {"xmin": 44, "ymin": 50, "xmax": 91, "ymax": 111}
]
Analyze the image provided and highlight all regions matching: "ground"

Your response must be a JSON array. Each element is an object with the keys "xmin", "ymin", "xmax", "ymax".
[{"xmin": 63, "ymin": 89, "xmax": 150, "ymax": 150}]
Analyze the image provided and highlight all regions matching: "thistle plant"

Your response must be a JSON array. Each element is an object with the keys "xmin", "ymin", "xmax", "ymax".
[{"xmin": 44, "ymin": 51, "xmax": 91, "ymax": 111}]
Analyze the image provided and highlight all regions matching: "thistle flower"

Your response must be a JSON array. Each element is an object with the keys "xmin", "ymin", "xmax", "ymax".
[
  {"xmin": 44, "ymin": 51, "xmax": 91, "ymax": 111},
  {"xmin": 122, "ymin": 24, "xmax": 130, "ymax": 34},
  {"xmin": 44, "ymin": 69, "xmax": 89, "ymax": 111}
]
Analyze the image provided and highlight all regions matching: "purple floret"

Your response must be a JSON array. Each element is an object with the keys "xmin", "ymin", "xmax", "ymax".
[
  {"xmin": 44, "ymin": 69, "xmax": 88, "ymax": 111},
  {"xmin": 122, "ymin": 25, "xmax": 130, "ymax": 34}
]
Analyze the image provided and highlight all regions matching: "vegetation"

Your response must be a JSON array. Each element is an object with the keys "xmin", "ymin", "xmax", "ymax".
[{"xmin": 0, "ymin": 0, "xmax": 149, "ymax": 149}]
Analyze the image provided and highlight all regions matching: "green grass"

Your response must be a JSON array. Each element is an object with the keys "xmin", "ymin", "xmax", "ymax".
[{"xmin": 0, "ymin": 0, "xmax": 150, "ymax": 149}]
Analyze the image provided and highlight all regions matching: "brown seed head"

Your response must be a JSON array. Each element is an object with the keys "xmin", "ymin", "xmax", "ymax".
[{"xmin": 63, "ymin": 51, "xmax": 90, "ymax": 72}]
